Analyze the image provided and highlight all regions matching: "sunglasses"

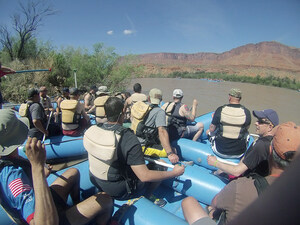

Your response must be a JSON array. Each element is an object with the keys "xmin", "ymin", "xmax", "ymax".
[{"xmin": 257, "ymin": 119, "xmax": 271, "ymax": 125}]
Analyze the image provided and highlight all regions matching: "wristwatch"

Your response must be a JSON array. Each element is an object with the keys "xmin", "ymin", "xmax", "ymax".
[{"xmin": 167, "ymin": 152, "xmax": 175, "ymax": 156}]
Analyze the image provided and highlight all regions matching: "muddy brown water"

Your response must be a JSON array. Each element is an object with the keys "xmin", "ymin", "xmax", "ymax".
[{"xmin": 127, "ymin": 78, "xmax": 300, "ymax": 134}]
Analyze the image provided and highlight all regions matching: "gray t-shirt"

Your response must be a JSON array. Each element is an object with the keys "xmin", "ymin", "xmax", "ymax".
[
  {"xmin": 28, "ymin": 102, "xmax": 46, "ymax": 140},
  {"xmin": 138, "ymin": 106, "xmax": 167, "ymax": 145}
]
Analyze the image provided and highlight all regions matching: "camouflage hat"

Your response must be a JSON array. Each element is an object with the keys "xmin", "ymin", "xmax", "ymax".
[
  {"xmin": 229, "ymin": 88, "xmax": 242, "ymax": 98},
  {"xmin": 149, "ymin": 88, "xmax": 162, "ymax": 105}
]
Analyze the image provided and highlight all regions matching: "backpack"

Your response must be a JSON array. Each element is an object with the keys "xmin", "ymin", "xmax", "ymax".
[
  {"xmin": 161, "ymin": 102, "xmax": 176, "ymax": 126},
  {"xmin": 94, "ymin": 96, "xmax": 110, "ymax": 119},
  {"xmin": 130, "ymin": 101, "xmax": 159, "ymax": 146},
  {"xmin": 19, "ymin": 102, "xmax": 32, "ymax": 117},
  {"xmin": 130, "ymin": 101, "xmax": 153, "ymax": 136},
  {"xmin": 60, "ymin": 100, "xmax": 80, "ymax": 124},
  {"xmin": 216, "ymin": 174, "xmax": 269, "ymax": 225}
]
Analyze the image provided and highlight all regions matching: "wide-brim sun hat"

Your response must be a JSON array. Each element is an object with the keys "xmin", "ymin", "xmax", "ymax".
[{"xmin": 0, "ymin": 109, "xmax": 29, "ymax": 156}]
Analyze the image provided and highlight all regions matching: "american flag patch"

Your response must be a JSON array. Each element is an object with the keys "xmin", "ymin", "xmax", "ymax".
[{"xmin": 9, "ymin": 178, "xmax": 32, "ymax": 198}]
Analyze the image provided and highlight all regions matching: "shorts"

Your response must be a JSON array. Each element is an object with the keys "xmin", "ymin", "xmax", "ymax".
[
  {"xmin": 50, "ymin": 187, "xmax": 71, "ymax": 225},
  {"xmin": 192, "ymin": 217, "xmax": 217, "ymax": 225},
  {"xmin": 89, "ymin": 171, "xmax": 149, "ymax": 201},
  {"xmin": 182, "ymin": 122, "xmax": 202, "ymax": 139}
]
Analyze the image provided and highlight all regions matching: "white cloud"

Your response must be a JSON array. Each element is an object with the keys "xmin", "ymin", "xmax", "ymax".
[
  {"xmin": 107, "ymin": 30, "xmax": 114, "ymax": 35},
  {"xmin": 123, "ymin": 29, "xmax": 134, "ymax": 35}
]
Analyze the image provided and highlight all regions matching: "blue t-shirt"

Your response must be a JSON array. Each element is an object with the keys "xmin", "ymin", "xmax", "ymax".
[{"xmin": 0, "ymin": 165, "xmax": 35, "ymax": 224}]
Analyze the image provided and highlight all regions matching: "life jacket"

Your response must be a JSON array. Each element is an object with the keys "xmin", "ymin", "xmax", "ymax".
[
  {"xmin": 94, "ymin": 96, "xmax": 110, "ymax": 119},
  {"xmin": 19, "ymin": 101, "xmax": 46, "ymax": 129},
  {"xmin": 161, "ymin": 102, "xmax": 187, "ymax": 127},
  {"xmin": 219, "ymin": 105, "xmax": 248, "ymax": 139},
  {"xmin": 162, "ymin": 102, "xmax": 187, "ymax": 140},
  {"xmin": 130, "ymin": 101, "xmax": 159, "ymax": 147},
  {"xmin": 0, "ymin": 158, "xmax": 32, "ymax": 225},
  {"xmin": 130, "ymin": 93, "xmax": 147, "ymax": 106},
  {"xmin": 60, "ymin": 100, "xmax": 81, "ymax": 124},
  {"xmin": 83, "ymin": 125, "xmax": 128, "ymax": 181}
]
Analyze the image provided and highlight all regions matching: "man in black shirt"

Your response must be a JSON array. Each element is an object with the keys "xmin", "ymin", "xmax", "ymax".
[
  {"xmin": 84, "ymin": 97, "xmax": 185, "ymax": 201},
  {"xmin": 207, "ymin": 109, "xmax": 279, "ymax": 177}
]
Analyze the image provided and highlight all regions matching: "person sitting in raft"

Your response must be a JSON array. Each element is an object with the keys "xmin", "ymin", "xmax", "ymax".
[
  {"xmin": 39, "ymin": 86, "xmax": 55, "ymax": 117},
  {"xmin": 161, "ymin": 89, "xmax": 204, "ymax": 142},
  {"xmin": 207, "ymin": 109, "xmax": 279, "ymax": 177},
  {"xmin": 83, "ymin": 97, "xmax": 185, "ymax": 205},
  {"xmin": 205, "ymin": 122, "xmax": 300, "ymax": 224},
  {"xmin": 206, "ymin": 88, "xmax": 251, "ymax": 158},
  {"xmin": 21, "ymin": 88, "xmax": 49, "ymax": 141},
  {"xmin": 84, "ymin": 85, "xmax": 97, "ymax": 111},
  {"xmin": 182, "ymin": 139, "xmax": 300, "ymax": 225},
  {"xmin": 87, "ymin": 86, "xmax": 110, "ymax": 125},
  {"xmin": 0, "ymin": 109, "xmax": 113, "ymax": 225},
  {"xmin": 123, "ymin": 83, "xmax": 147, "ymax": 119},
  {"xmin": 61, "ymin": 87, "xmax": 90, "ymax": 136},
  {"xmin": 131, "ymin": 88, "xmax": 180, "ymax": 163},
  {"xmin": 55, "ymin": 87, "xmax": 70, "ymax": 122}
]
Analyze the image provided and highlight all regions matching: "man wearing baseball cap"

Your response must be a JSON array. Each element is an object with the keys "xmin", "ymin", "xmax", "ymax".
[
  {"xmin": 161, "ymin": 89, "xmax": 204, "ymax": 142},
  {"xmin": 133, "ymin": 88, "xmax": 179, "ymax": 164},
  {"xmin": 207, "ymin": 88, "xmax": 251, "ymax": 158},
  {"xmin": 0, "ymin": 109, "xmax": 113, "ymax": 225},
  {"xmin": 208, "ymin": 109, "xmax": 279, "ymax": 177},
  {"xmin": 206, "ymin": 121, "xmax": 300, "ymax": 224}
]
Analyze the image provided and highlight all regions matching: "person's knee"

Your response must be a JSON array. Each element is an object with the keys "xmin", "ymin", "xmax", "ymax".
[
  {"xmin": 95, "ymin": 192, "xmax": 113, "ymax": 208},
  {"xmin": 182, "ymin": 196, "xmax": 196, "ymax": 208},
  {"xmin": 64, "ymin": 168, "xmax": 80, "ymax": 183}
]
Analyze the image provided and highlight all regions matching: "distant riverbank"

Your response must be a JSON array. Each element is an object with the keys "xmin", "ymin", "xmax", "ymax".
[{"xmin": 145, "ymin": 71, "xmax": 300, "ymax": 91}]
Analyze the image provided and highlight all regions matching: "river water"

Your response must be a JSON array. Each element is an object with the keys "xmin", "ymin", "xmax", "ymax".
[{"xmin": 127, "ymin": 78, "xmax": 300, "ymax": 134}]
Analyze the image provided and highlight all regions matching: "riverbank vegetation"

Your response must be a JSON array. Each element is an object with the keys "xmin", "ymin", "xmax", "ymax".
[
  {"xmin": 0, "ymin": 1, "xmax": 138, "ymax": 103},
  {"xmin": 1, "ymin": 1, "xmax": 299, "ymax": 104},
  {"xmin": 147, "ymin": 71, "xmax": 300, "ymax": 91}
]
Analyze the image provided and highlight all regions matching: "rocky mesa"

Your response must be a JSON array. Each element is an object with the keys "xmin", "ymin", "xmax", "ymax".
[{"xmin": 134, "ymin": 41, "xmax": 300, "ymax": 81}]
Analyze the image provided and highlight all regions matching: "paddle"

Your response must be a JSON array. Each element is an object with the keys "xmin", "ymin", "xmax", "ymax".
[
  {"xmin": 144, "ymin": 156, "xmax": 175, "ymax": 169},
  {"xmin": 0, "ymin": 68, "xmax": 51, "ymax": 78},
  {"xmin": 42, "ymin": 111, "xmax": 53, "ymax": 143}
]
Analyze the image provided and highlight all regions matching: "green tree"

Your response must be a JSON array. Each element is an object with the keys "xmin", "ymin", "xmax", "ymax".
[{"xmin": 0, "ymin": 0, "xmax": 56, "ymax": 61}]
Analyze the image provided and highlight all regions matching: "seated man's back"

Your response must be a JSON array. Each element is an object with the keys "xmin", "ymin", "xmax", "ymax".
[{"xmin": 208, "ymin": 88, "xmax": 251, "ymax": 157}]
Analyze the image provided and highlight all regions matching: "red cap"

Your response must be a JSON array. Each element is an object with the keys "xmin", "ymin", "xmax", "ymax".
[{"xmin": 273, "ymin": 122, "xmax": 300, "ymax": 161}]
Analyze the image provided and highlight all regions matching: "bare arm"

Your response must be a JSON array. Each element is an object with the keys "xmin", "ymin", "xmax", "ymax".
[
  {"xmin": 123, "ymin": 98, "xmax": 131, "ymax": 113},
  {"xmin": 209, "ymin": 124, "xmax": 216, "ymax": 133},
  {"xmin": 207, "ymin": 155, "xmax": 248, "ymax": 177},
  {"xmin": 131, "ymin": 163, "xmax": 184, "ymax": 182},
  {"xmin": 26, "ymin": 138, "xmax": 58, "ymax": 225},
  {"xmin": 84, "ymin": 94, "xmax": 91, "ymax": 110},
  {"xmin": 158, "ymin": 126, "xmax": 179, "ymax": 163},
  {"xmin": 181, "ymin": 100, "xmax": 197, "ymax": 121}
]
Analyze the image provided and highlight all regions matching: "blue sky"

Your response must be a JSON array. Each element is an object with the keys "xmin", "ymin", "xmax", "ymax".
[{"xmin": 0, "ymin": 0, "xmax": 299, "ymax": 55}]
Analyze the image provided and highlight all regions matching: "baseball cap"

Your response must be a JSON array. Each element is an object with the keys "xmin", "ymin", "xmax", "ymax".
[
  {"xmin": 253, "ymin": 109, "xmax": 279, "ymax": 126},
  {"xmin": 272, "ymin": 122, "xmax": 300, "ymax": 162},
  {"xmin": 70, "ymin": 87, "xmax": 80, "ymax": 96},
  {"xmin": 229, "ymin": 88, "xmax": 242, "ymax": 98},
  {"xmin": 96, "ymin": 86, "xmax": 110, "ymax": 96},
  {"xmin": 149, "ymin": 88, "xmax": 162, "ymax": 105},
  {"xmin": 90, "ymin": 85, "xmax": 97, "ymax": 91},
  {"xmin": 28, "ymin": 88, "xmax": 39, "ymax": 99},
  {"xmin": 0, "ymin": 109, "xmax": 29, "ymax": 156},
  {"xmin": 62, "ymin": 87, "xmax": 70, "ymax": 93},
  {"xmin": 173, "ymin": 89, "xmax": 183, "ymax": 98}
]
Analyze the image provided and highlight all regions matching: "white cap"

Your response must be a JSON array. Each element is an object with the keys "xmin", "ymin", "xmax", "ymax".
[{"xmin": 173, "ymin": 89, "xmax": 183, "ymax": 98}]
